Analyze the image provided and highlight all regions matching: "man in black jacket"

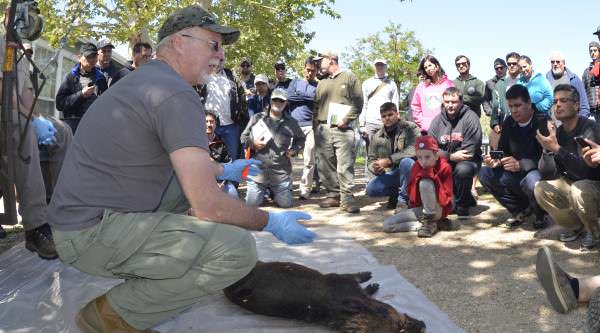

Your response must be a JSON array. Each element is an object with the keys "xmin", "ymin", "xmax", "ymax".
[
  {"xmin": 428, "ymin": 87, "xmax": 482, "ymax": 219},
  {"xmin": 110, "ymin": 42, "xmax": 152, "ymax": 87},
  {"xmin": 479, "ymin": 85, "xmax": 549, "ymax": 229},
  {"xmin": 534, "ymin": 84, "xmax": 600, "ymax": 250},
  {"xmin": 55, "ymin": 43, "xmax": 108, "ymax": 133}
]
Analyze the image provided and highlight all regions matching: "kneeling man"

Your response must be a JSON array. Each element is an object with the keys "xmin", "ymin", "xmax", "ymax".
[
  {"xmin": 365, "ymin": 102, "xmax": 420, "ymax": 211},
  {"xmin": 479, "ymin": 84, "xmax": 549, "ymax": 229},
  {"xmin": 241, "ymin": 88, "xmax": 305, "ymax": 208}
]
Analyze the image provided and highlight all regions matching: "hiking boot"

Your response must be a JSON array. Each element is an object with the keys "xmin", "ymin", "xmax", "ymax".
[
  {"xmin": 587, "ymin": 287, "xmax": 600, "ymax": 333},
  {"xmin": 559, "ymin": 228, "xmax": 584, "ymax": 242},
  {"xmin": 0, "ymin": 224, "xmax": 6, "ymax": 239},
  {"xmin": 394, "ymin": 200, "xmax": 408, "ymax": 214},
  {"xmin": 319, "ymin": 196, "xmax": 340, "ymax": 208},
  {"xmin": 341, "ymin": 200, "xmax": 360, "ymax": 214},
  {"xmin": 536, "ymin": 246, "xmax": 578, "ymax": 314},
  {"xmin": 417, "ymin": 214, "xmax": 438, "ymax": 238},
  {"xmin": 455, "ymin": 206, "xmax": 470, "ymax": 220},
  {"xmin": 76, "ymin": 294, "xmax": 158, "ymax": 333},
  {"xmin": 504, "ymin": 208, "xmax": 532, "ymax": 229},
  {"xmin": 438, "ymin": 218, "xmax": 460, "ymax": 231},
  {"xmin": 386, "ymin": 196, "xmax": 398, "ymax": 210},
  {"xmin": 582, "ymin": 232, "xmax": 600, "ymax": 250},
  {"xmin": 25, "ymin": 224, "xmax": 58, "ymax": 260}
]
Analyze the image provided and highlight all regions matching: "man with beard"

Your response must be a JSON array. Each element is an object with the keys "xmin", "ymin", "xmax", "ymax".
[
  {"xmin": 241, "ymin": 88, "xmax": 305, "ymax": 208},
  {"xmin": 238, "ymin": 57, "xmax": 255, "ymax": 99},
  {"xmin": 47, "ymin": 6, "xmax": 315, "ymax": 332},
  {"xmin": 534, "ymin": 84, "xmax": 600, "ymax": 250},
  {"xmin": 545, "ymin": 51, "xmax": 589, "ymax": 118}
]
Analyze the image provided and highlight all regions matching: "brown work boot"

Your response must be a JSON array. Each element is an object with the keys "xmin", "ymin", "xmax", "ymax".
[
  {"xmin": 417, "ymin": 213, "xmax": 438, "ymax": 238},
  {"xmin": 341, "ymin": 200, "xmax": 360, "ymax": 214},
  {"xmin": 76, "ymin": 294, "xmax": 157, "ymax": 333},
  {"xmin": 319, "ymin": 196, "xmax": 340, "ymax": 208}
]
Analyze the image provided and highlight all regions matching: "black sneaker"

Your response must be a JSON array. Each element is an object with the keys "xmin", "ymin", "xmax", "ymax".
[
  {"xmin": 438, "ymin": 218, "xmax": 460, "ymax": 231},
  {"xmin": 25, "ymin": 224, "xmax": 58, "ymax": 260},
  {"xmin": 0, "ymin": 224, "xmax": 6, "ymax": 239},
  {"xmin": 455, "ymin": 206, "xmax": 470, "ymax": 220},
  {"xmin": 536, "ymin": 246, "xmax": 578, "ymax": 314}
]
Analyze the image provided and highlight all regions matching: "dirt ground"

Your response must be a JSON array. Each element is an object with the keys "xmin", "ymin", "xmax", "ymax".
[{"xmin": 1, "ymin": 158, "xmax": 598, "ymax": 333}]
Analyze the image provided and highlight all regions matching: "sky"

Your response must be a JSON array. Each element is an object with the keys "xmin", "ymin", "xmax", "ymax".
[{"xmin": 305, "ymin": 0, "xmax": 599, "ymax": 81}]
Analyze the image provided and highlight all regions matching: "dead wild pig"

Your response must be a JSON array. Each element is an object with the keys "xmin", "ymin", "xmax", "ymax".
[{"xmin": 224, "ymin": 261, "xmax": 426, "ymax": 333}]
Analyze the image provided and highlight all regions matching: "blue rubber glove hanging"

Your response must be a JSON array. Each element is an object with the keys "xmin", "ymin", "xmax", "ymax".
[
  {"xmin": 218, "ymin": 159, "xmax": 262, "ymax": 182},
  {"xmin": 33, "ymin": 116, "xmax": 57, "ymax": 146},
  {"xmin": 264, "ymin": 211, "xmax": 316, "ymax": 245}
]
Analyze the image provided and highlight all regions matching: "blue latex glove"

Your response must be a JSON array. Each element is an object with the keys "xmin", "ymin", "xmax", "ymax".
[
  {"xmin": 264, "ymin": 211, "xmax": 316, "ymax": 245},
  {"xmin": 33, "ymin": 116, "xmax": 57, "ymax": 146},
  {"xmin": 218, "ymin": 158, "xmax": 262, "ymax": 182}
]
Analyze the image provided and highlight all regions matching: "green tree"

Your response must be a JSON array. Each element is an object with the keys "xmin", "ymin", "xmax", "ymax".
[
  {"xmin": 37, "ymin": 0, "xmax": 339, "ymax": 74},
  {"xmin": 343, "ymin": 22, "xmax": 428, "ymax": 100}
]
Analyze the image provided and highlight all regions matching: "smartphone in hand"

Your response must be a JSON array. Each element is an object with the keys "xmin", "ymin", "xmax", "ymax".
[
  {"xmin": 574, "ymin": 136, "xmax": 591, "ymax": 148},
  {"xmin": 538, "ymin": 120, "xmax": 549, "ymax": 136},
  {"xmin": 490, "ymin": 150, "xmax": 504, "ymax": 160}
]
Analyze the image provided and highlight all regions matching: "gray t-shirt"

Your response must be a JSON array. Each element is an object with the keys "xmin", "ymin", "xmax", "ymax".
[{"xmin": 48, "ymin": 60, "xmax": 208, "ymax": 231}]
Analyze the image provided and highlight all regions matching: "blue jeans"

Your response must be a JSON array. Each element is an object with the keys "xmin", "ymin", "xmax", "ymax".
[
  {"xmin": 479, "ymin": 166, "xmax": 543, "ymax": 217},
  {"xmin": 245, "ymin": 179, "xmax": 293, "ymax": 208},
  {"xmin": 215, "ymin": 123, "xmax": 240, "ymax": 160},
  {"xmin": 365, "ymin": 158, "xmax": 414, "ymax": 204}
]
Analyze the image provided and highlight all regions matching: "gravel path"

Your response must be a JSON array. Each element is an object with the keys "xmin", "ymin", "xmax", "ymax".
[{"xmin": 1, "ymin": 158, "xmax": 598, "ymax": 332}]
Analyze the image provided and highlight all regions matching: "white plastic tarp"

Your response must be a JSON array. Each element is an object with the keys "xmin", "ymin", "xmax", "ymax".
[{"xmin": 0, "ymin": 227, "xmax": 464, "ymax": 332}]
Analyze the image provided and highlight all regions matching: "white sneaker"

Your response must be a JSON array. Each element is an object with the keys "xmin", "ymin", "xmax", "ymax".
[{"xmin": 299, "ymin": 191, "xmax": 310, "ymax": 200}]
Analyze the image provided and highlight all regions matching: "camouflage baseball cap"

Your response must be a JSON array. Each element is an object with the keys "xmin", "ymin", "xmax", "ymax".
[{"xmin": 158, "ymin": 5, "xmax": 240, "ymax": 45}]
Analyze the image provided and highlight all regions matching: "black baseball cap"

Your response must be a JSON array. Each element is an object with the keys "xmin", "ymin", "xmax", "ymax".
[{"xmin": 79, "ymin": 43, "xmax": 98, "ymax": 57}]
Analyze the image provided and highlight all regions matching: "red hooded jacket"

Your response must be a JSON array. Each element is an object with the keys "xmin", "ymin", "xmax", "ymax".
[{"xmin": 407, "ymin": 157, "xmax": 453, "ymax": 218}]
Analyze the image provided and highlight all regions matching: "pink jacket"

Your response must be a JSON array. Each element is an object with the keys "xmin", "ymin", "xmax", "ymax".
[{"xmin": 410, "ymin": 75, "xmax": 454, "ymax": 131}]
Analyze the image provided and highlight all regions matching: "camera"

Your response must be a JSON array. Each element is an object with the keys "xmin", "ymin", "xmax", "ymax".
[{"xmin": 12, "ymin": 1, "xmax": 44, "ymax": 41}]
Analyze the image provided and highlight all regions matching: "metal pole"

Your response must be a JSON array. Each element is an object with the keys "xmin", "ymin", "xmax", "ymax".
[{"xmin": 0, "ymin": 0, "xmax": 22, "ymax": 226}]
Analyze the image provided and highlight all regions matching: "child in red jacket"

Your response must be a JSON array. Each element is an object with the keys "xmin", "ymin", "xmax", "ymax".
[{"xmin": 383, "ymin": 135, "xmax": 453, "ymax": 237}]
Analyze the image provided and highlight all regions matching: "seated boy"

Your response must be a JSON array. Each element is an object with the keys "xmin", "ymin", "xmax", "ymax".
[
  {"xmin": 240, "ymin": 88, "xmax": 305, "ymax": 208},
  {"xmin": 383, "ymin": 135, "xmax": 453, "ymax": 238}
]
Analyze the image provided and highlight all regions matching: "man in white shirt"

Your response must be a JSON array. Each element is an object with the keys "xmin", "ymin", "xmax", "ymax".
[{"xmin": 359, "ymin": 58, "xmax": 399, "ymax": 175}]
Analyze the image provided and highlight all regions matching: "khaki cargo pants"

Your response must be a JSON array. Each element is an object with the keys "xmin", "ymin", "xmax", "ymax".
[
  {"xmin": 314, "ymin": 124, "xmax": 356, "ymax": 204},
  {"xmin": 534, "ymin": 178, "xmax": 600, "ymax": 236},
  {"xmin": 52, "ymin": 175, "xmax": 258, "ymax": 330}
]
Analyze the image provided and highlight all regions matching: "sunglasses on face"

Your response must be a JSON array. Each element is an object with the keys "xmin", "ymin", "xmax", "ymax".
[
  {"xmin": 271, "ymin": 98, "xmax": 285, "ymax": 103},
  {"xmin": 455, "ymin": 62, "xmax": 468, "ymax": 67},
  {"xmin": 240, "ymin": 64, "xmax": 251, "ymax": 68},
  {"xmin": 507, "ymin": 62, "xmax": 518, "ymax": 66},
  {"xmin": 494, "ymin": 66, "xmax": 505, "ymax": 71},
  {"xmin": 550, "ymin": 60, "xmax": 562, "ymax": 64},
  {"xmin": 275, "ymin": 66, "xmax": 285, "ymax": 71},
  {"xmin": 180, "ymin": 34, "xmax": 220, "ymax": 52}
]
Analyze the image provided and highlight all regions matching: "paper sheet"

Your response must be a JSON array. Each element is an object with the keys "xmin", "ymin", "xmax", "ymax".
[{"xmin": 0, "ymin": 227, "xmax": 464, "ymax": 333}]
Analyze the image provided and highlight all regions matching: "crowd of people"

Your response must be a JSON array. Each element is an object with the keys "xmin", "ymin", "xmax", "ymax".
[{"xmin": 1, "ymin": 2, "xmax": 600, "ymax": 331}]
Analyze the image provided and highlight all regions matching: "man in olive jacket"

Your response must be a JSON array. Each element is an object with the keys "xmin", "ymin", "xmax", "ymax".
[{"xmin": 366, "ymin": 102, "xmax": 420, "ymax": 211}]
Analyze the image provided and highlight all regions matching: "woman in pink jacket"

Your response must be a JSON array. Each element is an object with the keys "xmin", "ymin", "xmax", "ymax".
[{"xmin": 411, "ymin": 55, "xmax": 454, "ymax": 133}]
